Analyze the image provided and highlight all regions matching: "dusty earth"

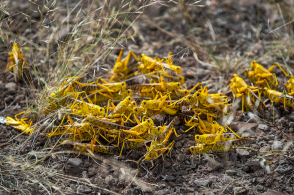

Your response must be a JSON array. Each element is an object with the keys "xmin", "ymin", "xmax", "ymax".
[{"xmin": 0, "ymin": 0, "xmax": 294, "ymax": 194}]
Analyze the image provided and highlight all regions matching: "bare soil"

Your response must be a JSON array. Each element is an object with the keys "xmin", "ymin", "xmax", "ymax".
[{"xmin": 0, "ymin": 0, "xmax": 293, "ymax": 194}]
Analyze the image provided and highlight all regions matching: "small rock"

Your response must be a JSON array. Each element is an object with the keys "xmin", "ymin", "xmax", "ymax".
[
  {"xmin": 244, "ymin": 161, "xmax": 261, "ymax": 172},
  {"xmin": 233, "ymin": 187, "xmax": 247, "ymax": 194},
  {"xmin": 14, "ymin": 94, "xmax": 25, "ymax": 103},
  {"xmin": 275, "ymin": 164, "xmax": 293, "ymax": 174},
  {"xmin": 223, "ymin": 175, "xmax": 233, "ymax": 183},
  {"xmin": 258, "ymin": 124, "xmax": 270, "ymax": 131},
  {"xmin": 176, "ymin": 154, "xmax": 185, "ymax": 162},
  {"xmin": 82, "ymin": 171, "xmax": 87, "ymax": 178},
  {"xmin": 5, "ymin": 82, "xmax": 17, "ymax": 92},
  {"xmin": 206, "ymin": 161, "xmax": 222, "ymax": 172},
  {"xmin": 259, "ymin": 146, "xmax": 271, "ymax": 152},
  {"xmin": 151, "ymin": 114, "xmax": 165, "ymax": 124},
  {"xmin": 236, "ymin": 149, "xmax": 250, "ymax": 158},
  {"xmin": 268, "ymin": 107, "xmax": 281, "ymax": 119},
  {"xmin": 262, "ymin": 190, "xmax": 287, "ymax": 195},
  {"xmin": 164, "ymin": 161, "xmax": 171, "ymax": 168},
  {"xmin": 277, "ymin": 118, "xmax": 288, "ymax": 127},
  {"xmin": 272, "ymin": 141, "xmax": 283, "ymax": 150},
  {"xmin": 226, "ymin": 169, "xmax": 237, "ymax": 176},
  {"xmin": 289, "ymin": 112, "xmax": 294, "ymax": 121},
  {"xmin": 113, "ymin": 170, "xmax": 119, "ymax": 178},
  {"xmin": 285, "ymin": 187, "xmax": 293, "ymax": 193},
  {"xmin": 251, "ymin": 144, "xmax": 260, "ymax": 150},
  {"xmin": 78, "ymin": 186, "xmax": 92, "ymax": 194},
  {"xmin": 87, "ymin": 167, "xmax": 97, "ymax": 177},
  {"xmin": 4, "ymin": 95, "xmax": 13, "ymax": 103},
  {"xmin": 256, "ymin": 184, "xmax": 264, "ymax": 191},
  {"xmin": 67, "ymin": 158, "xmax": 82, "ymax": 167},
  {"xmin": 230, "ymin": 122, "xmax": 258, "ymax": 131},
  {"xmin": 105, "ymin": 175, "xmax": 113, "ymax": 185},
  {"xmin": 155, "ymin": 189, "xmax": 167, "ymax": 195},
  {"xmin": 166, "ymin": 175, "xmax": 176, "ymax": 181},
  {"xmin": 186, "ymin": 71, "xmax": 195, "ymax": 79},
  {"xmin": 174, "ymin": 141, "xmax": 183, "ymax": 149},
  {"xmin": 257, "ymin": 177, "xmax": 265, "ymax": 184},
  {"xmin": 194, "ymin": 178, "xmax": 212, "ymax": 187}
]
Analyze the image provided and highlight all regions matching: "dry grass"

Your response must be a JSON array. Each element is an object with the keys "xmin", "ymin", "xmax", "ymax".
[{"xmin": 1, "ymin": 0, "xmax": 294, "ymax": 194}]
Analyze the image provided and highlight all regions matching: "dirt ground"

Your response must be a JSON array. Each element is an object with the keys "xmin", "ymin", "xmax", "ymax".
[{"xmin": 0, "ymin": 0, "xmax": 294, "ymax": 194}]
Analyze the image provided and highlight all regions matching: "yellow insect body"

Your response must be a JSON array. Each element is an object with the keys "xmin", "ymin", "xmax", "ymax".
[
  {"xmin": 145, "ymin": 117, "xmax": 178, "ymax": 160},
  {"xmin": 285, "ymin": 77, "xmax": 294, "ymax": 95},
  {"xmin": 5, "ymin": 116, "xmax": 34, "ymax": 134},
  {"xmin": 110, "ymin": 48, "xmax": 138, "ymax": 81},
  {"xmin": 263, "ymin": 88, "xmax": 294, "ymax": 109},
  {"xmin": 70, "ymin": 96, "xmax": 106, "ymax": 117},
  {"xmin": 73, "ymin": 142, "xmax": 117, "ymax": 154},
  {"xmin": 230, "ymin": 74, "xmax": 264, "ymax": 113},
  {"xmin": 7, "ymin": 43, "xmax": 28, "ymax": 81},
  {"xmin": 195, "ymin": 133, "xmax": 240, "ymax": 144},
  {"xmin": 190, "ymin": 138, "xmax": 252, "ymax": 154},
  {"xmin": 245, "ymin": 60, "xmax": 288, "ymax": 91}
]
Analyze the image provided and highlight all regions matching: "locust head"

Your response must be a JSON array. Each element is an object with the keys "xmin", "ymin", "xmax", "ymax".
[
  {"xmin": 251, "ymin": 60, "xmax": 257, "ymax": 70},
  {"xmin": 113, "ymin": 62, "xmax": 124, "ymax": 74},
  {"xmin": 145, "ymin": 150, "xmax": 158, "ymax": 160}
]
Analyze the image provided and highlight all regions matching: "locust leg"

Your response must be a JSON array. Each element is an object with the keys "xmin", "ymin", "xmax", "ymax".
[
  {"xmin": 97, "ymin": 77, "xmax": 109, "ymax": 84},
  {"xmin": 184, "ymin": 114, "xmax": 203, "ymax": 133},
  {"xmin": 165, "ymin": 140, "xmax": 175, "ymax": 156},
  {"xmin": 123, "ymin": 50, "xmax": 138, "ymax": 66},
  {"xmin": 47, "ymin": 114, "xmax": 68, "ymax": 137},
  {"xmin": 268, "ymin": 62, "xmax": 289, "ymax": 77},
  {"xmin": 188, "ymin": 83, "xmax": 203, "ymax": 94}
]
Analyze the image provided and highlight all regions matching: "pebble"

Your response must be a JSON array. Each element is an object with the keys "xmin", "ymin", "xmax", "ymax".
[
  {"xmin": 76, "ymin": 185, "xmax": 92, "ymax": 194},
  {"xmin": 5, "ymin": 82, "xmax": 17, "ymax": 92},
  {"xmin": 87, "ymin": 167, "xmax": 97, "ymax": 177},
  {"xmin": 233, "ymin": 187, "xmax": 247, "ymax": 194},
  {"xmin": 4, "ymin": 95, "xmax": 13, "ymax": 103},
  {"xmin": 151, "ymin": 114, "xmax": 165, "ymax": 124},
  {"xmin": 243, "ymin": 161, "xmax": 261, "ymax": 172},
  {"xmin": 155, "ymin": 189, "xmax": 168, "ymax": 195},
  {"xmin": 206, "ymin": 161, "xmax": 222, "ymax": 172},
  {"xmin": 275, "ymin": 164, "xmax": 293, "ymax": 174},
  {"xmin": 225, "ymin": 169, "xmax": 237, "ymax": 176},
  {"xmin": 259, "ymin": 146, "xmax": 271, "ymax": 152},
  {"xmin": 257, "ymin": 177, "xmax": 265, "ymax": 184},
  {"xmin": 256, "ymin": 184, "xmax": 264, "ymax": 191},
  {"xmin": 262, "ymin": 190, "xmax": 287, "ymax": 195},
  {"xmin": 286, "ymin": 187, "xmax": 294, "ymax": 193},
  {"xmin": 174, "ymin": 141, "xmax": 183, "ymax": 149},
  {"xmin": 105, "ymin": 175, "xmax": 113, "ymax": 185},
  {"xmin": 271, "ymin": 141, "xmax": 283, "ymax": 150},
  {"xmin": 258, "ymin": 124, "xmax": 270, "ymax": 131},
  {"xmin": 194, "ymin": 178, "xmax": 212, "ymax": 187},
  {"xmin": 223, "ymin": 175, "xmax": 233, "ymax": 183},
  {"xmin": 14, "ymin": 94, "xmax": 25, "ymax": 103},
  {"xmin": 166, "ymin": 175, "xmax": 176, "ymax": 181},
  {"xmin": 277, "ymin": 118, "xmax": 288, "ymax": 127},
  {"xmin": 236, "ymin": 149, "xmax": 250, "ymax": 158},
  {"xmin": 67, "ymin": 158, "xmax": 82, "ymax": 167},
  {"xmin": 251, "ymin": 144, "xmax": 260, "ymax": 150},
  {"xmin": 289, "ymin": 111, "xmax": 294, "ymax": 121},
  {"xmin": 230, "ymin": 122, "xmax": 258, "ymax": 131},
  {"xmin": 176, "ymin": 154, "xmax": 185, "ymax": 162},
  {"xmin": 289, "ymin": 122, "xmax": 294, "ymax": 128},
  {"xmin": 82, "ymin": 171, "xmax": 87, "ymax": 178}
]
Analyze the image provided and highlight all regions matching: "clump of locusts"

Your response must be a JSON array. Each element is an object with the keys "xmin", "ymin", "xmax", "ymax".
[{"xmin": 3, "ymin": 43, "xmax": 293, "ymax": 161}]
